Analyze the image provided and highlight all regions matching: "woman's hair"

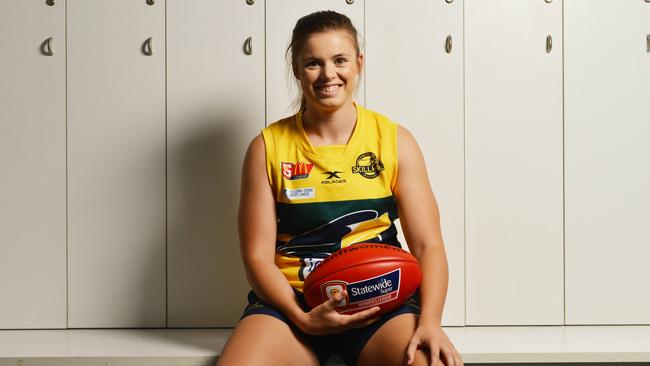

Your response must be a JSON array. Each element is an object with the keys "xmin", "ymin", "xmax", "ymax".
[{"xmin": 285, "ymin": 10, "xmax": 363, "ymax": 113}]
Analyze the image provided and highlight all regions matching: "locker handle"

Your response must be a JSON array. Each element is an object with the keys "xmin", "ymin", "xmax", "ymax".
[
  {"xmin": 445, "ymin": 35, "xmax": 453, "ymax": 54},
  {"xmin": 647, "ymin": 34, "xmax": 650, "ymax": 53},
  {"xmin": 41, "ymin": 37, "xmax": 54, "ymax": 56},
  {"xmin": 143, "ymin": 37, "xmax": 153, "ymax": 56},
  {"xmin": 244, "ymin": 37, "xmax": 253, "ymax": 55},
  {"xmin": 546, "ymin": 35, "xmax": 553, "ymax": 53}
]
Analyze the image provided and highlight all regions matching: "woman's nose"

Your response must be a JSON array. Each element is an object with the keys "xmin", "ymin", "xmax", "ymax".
[{"xmin": 321, "ymin": 62, "xmax": 336, "ymax": 80}]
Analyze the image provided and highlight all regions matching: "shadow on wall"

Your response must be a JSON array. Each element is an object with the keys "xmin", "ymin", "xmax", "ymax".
[{"xmin": 167, "ymin": 99, "xmax": 256, "ymax": 328}]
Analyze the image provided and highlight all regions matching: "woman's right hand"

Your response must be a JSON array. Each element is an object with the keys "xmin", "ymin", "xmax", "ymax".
[{"xmin": 297, "ymin": 290, "xmax": 382, "ymax": 335}]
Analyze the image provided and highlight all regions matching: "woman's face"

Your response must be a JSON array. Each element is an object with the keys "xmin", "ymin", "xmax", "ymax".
[{"xmin": 293, "ymin": 30, "xmax": 364, "ymax": 112}]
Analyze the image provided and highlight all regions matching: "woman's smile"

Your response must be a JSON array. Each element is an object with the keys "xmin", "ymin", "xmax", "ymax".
[{"xmin": 315, "ymin": 83, "xmax": 343, "ymax": 96}]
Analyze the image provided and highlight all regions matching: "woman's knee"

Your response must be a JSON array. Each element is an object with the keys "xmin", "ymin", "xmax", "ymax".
[
  {"xmin": 357, "ymin": 313, "xmax": 419, "ymax": 366},
  {"xmin": 357, "ymin": 312, "xmax": 451, "ymax": 366},
  {"xmin": 216, "ymin": 314, "xmax": 319, "ymax": 366}
]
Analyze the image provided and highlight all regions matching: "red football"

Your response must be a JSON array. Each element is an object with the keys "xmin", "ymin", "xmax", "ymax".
[{"xmin": 303, "ymin": 243, "xmax": 422, "ymax": 316}]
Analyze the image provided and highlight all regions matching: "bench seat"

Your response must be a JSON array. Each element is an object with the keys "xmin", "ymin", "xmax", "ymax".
[{"xmin": 1, "ymin": 326, "xmax": 650, "ymax": 365}]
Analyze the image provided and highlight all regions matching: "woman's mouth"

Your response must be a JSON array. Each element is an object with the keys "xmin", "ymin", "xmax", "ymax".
[{"xmin": 315, "ymin": 84, "xmax": 342, "ymax": 96}]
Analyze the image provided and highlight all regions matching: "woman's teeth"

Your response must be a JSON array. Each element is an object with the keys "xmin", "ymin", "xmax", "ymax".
[{"xmin": 317, "ymin": 85, "xmax": 339, "ymax": 93}]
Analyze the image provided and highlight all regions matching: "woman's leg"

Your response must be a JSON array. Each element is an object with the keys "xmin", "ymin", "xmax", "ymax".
[
  {"xmin": 356, "ymin": 313, "xmax": 445, "ymax": 366},
  {"xmin": 216, "ymin": 314, "xmax": 320, "ymax": 366}
]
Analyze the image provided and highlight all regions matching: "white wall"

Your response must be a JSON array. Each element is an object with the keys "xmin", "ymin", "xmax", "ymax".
[{"xmin": 1, "ymin": 0, "xmax": 649, "ymax": 329}]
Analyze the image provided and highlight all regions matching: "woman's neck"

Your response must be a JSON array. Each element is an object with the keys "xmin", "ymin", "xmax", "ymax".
[{"xmin": 302, "ymin": 102, "xmax": 357, "ymax": 147}]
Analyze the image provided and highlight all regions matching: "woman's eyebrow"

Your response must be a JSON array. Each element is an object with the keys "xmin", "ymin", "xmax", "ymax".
[
  {"xmin": 302, "ymin": 53, "xmax": 351, "ymax": 61},
  {"xmin": 302, "ymin": 55, "xmax": 319, "ymax": 60}
]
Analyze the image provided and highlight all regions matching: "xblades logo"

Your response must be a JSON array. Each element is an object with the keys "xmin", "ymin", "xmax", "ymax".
[
  {"xmin": 321, "ymin": 171, "xmax": 346, "ymax": 185},
  {"xmin": 323, "ymin": 171, "xmax": 343, "ymax": 179}
]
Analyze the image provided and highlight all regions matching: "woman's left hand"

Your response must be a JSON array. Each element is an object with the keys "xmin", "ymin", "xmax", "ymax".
[{"xmin": 406, "ymin": 324, "xmax": 464, "ymax": 366}]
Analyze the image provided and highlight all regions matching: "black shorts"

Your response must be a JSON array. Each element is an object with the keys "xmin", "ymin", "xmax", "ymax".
[{"xmin": 240, "ymin": 288, "xmax": 421, "ymax": 366}]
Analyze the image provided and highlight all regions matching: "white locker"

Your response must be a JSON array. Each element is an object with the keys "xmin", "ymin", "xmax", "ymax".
[
  {"xmin": 67, "ymin": 0, "xmax": 166, "ymax": 327},
  {"xmin": 465, "ymin": 0, "xmax": 564, "ymax": 325},
  {"xmin": 265, "ymin": 0, "xmax": 364, "ymax": 124},
  {"xmin": 365, "ymin": 0, "xmax": 465, "ymax": 326},
  {"xmin": 0, "ymin": 0, "xmax": 67, "ymax": 329},
  {"xmin": 167, "ymin": 0, "xmax": 265, "ymax": 327},
  {"xmin": 565, "ymin": 0, "xmax": 650, "ymax": 325}
]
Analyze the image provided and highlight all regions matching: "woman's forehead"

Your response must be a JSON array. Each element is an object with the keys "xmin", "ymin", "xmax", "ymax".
[{"xmin": 299, "ymin": 31, "xmax": 357, "ymax": 57}]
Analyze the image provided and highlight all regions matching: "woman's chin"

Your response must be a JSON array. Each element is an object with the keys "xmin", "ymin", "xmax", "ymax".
[{"xmin": 306, "ymin": 95, "xmax": 352, "ymax": 111}]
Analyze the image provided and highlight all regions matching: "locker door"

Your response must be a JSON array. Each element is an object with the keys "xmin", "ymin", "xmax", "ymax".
[
  {"xmin": 465, "ymin": 0, "xmax": 563, "ymax": 325},
  {"xmin": 167, "ymin": 0, "xmax": 265, "ymax": 327},
  {"xmin": 365, "ymin": 0, "xmax": 465, "ymax": 326},
  {"xmin": 67, "ymin": 0, "xmax": 166, "ymax": 327},
  {"xmin": 0, "ymin": 0, "xmax": 66, "ymax": 329},
  {"xmin": 266, "ymin": 0, "xmax": 364, "ymax": 123},
  {"xmin": 565, "ymin": 0, "xmax": 650, "ymax": 325}
]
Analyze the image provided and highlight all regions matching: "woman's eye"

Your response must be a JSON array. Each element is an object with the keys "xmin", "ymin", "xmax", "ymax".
[
  {"xmin": 335, "ymin": 58, "xmax": 347, "ymax": 64},
  {"xmin": 305, "ymin": 61, "xmax": 319, "ymax": 68}
]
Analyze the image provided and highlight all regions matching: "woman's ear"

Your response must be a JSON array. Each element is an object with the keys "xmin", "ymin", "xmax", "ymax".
[{"xmin": 357, "ymin": 52, "xmax": 365, "ymax": 74}]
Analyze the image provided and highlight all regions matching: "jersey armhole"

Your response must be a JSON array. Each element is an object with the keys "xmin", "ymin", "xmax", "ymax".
[
  {"xmin": 391, "ymin": 121, "xmax": 400, "ymax": 195},
  {"xmin": 260, "ymin": 128, "xmax": 277, "ymax": 193}
]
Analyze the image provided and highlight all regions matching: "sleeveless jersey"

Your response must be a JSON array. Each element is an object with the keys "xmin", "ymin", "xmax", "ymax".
[{"xmin": 261, "ymin": 102, "xmax": 402, "ymax": 292}]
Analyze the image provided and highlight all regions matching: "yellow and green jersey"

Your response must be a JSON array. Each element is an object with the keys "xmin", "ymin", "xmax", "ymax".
[{"xmin": 261, "ymin": 102, "xmax": 402, "ymax": 292}]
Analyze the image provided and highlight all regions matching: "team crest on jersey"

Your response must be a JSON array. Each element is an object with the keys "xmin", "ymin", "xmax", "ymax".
[
  {"xmin": 352, "ymin": 152, "xmax": 385, "ymax": 179},
  {"xmin": 282, "ymin": 161, "xmax": 313, "ymax": 180}
]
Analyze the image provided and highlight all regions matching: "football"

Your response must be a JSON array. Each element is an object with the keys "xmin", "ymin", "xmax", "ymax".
[{"xmin": 303, "ymin": 243, "xmax": 422, "ymax": 316}]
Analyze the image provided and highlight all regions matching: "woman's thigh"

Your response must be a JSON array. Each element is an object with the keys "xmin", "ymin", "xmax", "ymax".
[
  {"xmin": 216, "ymin": 314, "xmax": 320, "ymax": 366},
  {"xmin": 357, "ymin": 313, "xmax": 443, "ymax": 366}
]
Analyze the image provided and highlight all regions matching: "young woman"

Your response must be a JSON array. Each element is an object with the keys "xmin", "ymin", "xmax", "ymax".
[{"xmin": 217, "ymin": 10, "xmax": 463, "ymax": 366}]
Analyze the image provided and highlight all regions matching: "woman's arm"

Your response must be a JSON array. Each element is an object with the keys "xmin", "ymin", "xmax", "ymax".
[
  {"xmin": 238, "ymin": 134, "xmax": 381, "ymax": 335},
  {"xmin": 238, "ymin": 134, "xmax": 306, "ymax": 325},
  {"xmin": 395, "ymin": 125, "xmax": 448, "ymax": 326},
  {"xmin": 395, "ymin": 125, "xmax": 463, "ymax": 366}
]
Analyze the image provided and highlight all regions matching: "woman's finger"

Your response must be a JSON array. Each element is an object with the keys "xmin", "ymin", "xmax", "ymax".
[
  {"xmin": 330, "ymin": 289, "xmax": 348, "ymax": 307},
  {"xmin": 406, "ymin": 338, "xmax": 418, "ymax": 365},
  {"xmin": 347, "ymin": 306, "xmax": 381, "ymax": 322},
  {"xmin": 322, "ymin": 289, "xmax": 346, "ymax": 310},
  {"xmin": 437, "ymin": 346, "xmax": 449, "ymax": 366},
  {"xmin": 453, "ymin": 353, "xmax": 462, "ymax": 366},
  {"xmin": 455, "ymin": 350, "xmax": 464, "ymax": 366},
  {"xmin": 429, "ymin": 346, "xmax": 439, "ymax": 366},
  {"xmin": 438, "ymin": 347, "xmax": 454, "ymax": 366}
]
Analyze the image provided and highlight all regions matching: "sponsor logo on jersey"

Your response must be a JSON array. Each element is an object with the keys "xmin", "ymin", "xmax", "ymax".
[
  {"xmin": 281, "ymin": 161, "xmax": 313, "ymax": 180},
  {"xmin": 321, "ymin": 171, "xmax": 346, "ymax": 184},
  {"xmin": 351, "ymin": 152, "xmax": 385, "ymax": 179},
  {"xmin": 320, "ymin": 268, "xmax": 401, "ymax": 313},
  {"xmin": 283, "ymin": 187, "xmax": 315, "ymax": 200}
]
